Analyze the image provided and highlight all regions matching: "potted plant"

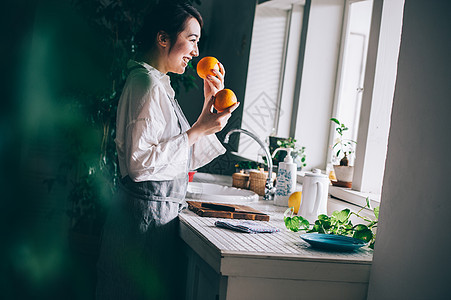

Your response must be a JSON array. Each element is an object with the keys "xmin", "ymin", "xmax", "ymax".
[
  {"xmin": 330, "ymin": 118, "xmax": 356, "ymax": 187},
  {"xmin": 269, "ymin": 137, "xmax": 307, "ymax": 171},
  {"xmin": 234, "ymin": 160, "xmax": 264, "ymax": 173}
]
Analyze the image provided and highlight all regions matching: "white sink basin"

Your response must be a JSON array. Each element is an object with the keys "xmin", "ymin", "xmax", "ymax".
[{"xmin": 186, "ymin": 182, "xmax": 259, "ymax": 203}]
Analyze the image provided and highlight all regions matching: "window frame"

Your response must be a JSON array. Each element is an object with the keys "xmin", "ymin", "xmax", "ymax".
[
  {"xmin": 329, "ymin": 0, "xmax": 405, "ymax": 206},
  {"xmin": 328, "ymin": 0, "xmax": 373, "ymax": 168}
]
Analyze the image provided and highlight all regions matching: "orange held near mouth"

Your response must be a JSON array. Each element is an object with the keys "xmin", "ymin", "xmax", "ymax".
[
  {"xmin": 214, "ymin": 89, "xmax": 237, "ymax": 112},
  {"xmin": 197, "ymin": 56, "xmax": 220, "ymax": 79}
]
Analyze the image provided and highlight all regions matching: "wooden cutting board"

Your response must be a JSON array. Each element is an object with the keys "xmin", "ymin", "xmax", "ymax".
[{"xmin": 186, "ymin": 201, "xmax": 270, "ymax": 221}]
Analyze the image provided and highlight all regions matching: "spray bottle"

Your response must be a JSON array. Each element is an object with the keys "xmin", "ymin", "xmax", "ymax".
[{"xmin": 272, "ymin": 148, "xmax": 297, "ymax": 206}]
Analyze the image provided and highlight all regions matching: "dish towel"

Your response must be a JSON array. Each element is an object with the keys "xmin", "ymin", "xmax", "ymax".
[{"xmin": 214, "ymin": 220, "xmax": 280, "ymax": 234}]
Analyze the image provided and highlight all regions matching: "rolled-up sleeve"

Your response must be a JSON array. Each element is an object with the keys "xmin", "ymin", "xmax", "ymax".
[{"xmin": 190, "ymin": 134, "xmax": 226, "ymax": 171}]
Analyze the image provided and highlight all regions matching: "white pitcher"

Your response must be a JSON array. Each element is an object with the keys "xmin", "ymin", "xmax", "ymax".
[{"xmin": 298, "ymin": 169, "xmax": 329, "ymax": 223}]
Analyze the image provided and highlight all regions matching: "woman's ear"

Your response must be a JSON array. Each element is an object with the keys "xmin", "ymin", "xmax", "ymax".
[{"xmin": 157, "ymin": 31, "xmax": 169, "ymax": 47}]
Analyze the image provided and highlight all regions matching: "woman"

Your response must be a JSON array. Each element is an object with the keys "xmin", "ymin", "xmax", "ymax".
[{"xmin": 96, "ymin": 2, "xmax": 239, "ymax": 299}]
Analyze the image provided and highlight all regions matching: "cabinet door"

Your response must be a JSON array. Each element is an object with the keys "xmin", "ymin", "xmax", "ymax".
[{"xmin": 184, "ymin": 242, "xmax": 226, "ymax": 300}]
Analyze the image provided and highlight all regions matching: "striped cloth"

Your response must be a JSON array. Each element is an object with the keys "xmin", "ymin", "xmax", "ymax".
[{"xmin": 214, "ymin": 220, "xmax": 280, "ymax": 234}]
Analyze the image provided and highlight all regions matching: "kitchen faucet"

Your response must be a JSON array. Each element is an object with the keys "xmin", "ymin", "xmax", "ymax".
[{"xmin": 223, "ymin": 128, "xmax": 274, "ymax": 200}]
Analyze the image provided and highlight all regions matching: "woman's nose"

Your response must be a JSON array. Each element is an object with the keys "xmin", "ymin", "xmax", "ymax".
[{"xmin": 192, "ymin": 44, "xmax": 199, "ymax": 57}]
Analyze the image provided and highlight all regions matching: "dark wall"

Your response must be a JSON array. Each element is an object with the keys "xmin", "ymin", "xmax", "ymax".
[{"xmin": 178, "ymin": 0, "xmax": 258, "ymax": 175}]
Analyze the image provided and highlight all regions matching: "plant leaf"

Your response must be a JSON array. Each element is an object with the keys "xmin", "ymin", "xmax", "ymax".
[
  {"xmin": 374, "ymin": 206, "xmax": 380, "ymax": 218},
  {"xmin": 365, "ymin": 197, "xmax": 371, "ymax": 209},
  {"xmin": 284, "ymin": 215, "xmax": 310, "ymax": 232},
  {"xmin": 318, "ymin": 214, "xmax": 330, "ymax": 222},
  {"xmin": 354, "ymin": 224, "xmax": 368, "ymax": 231},
  {"xmin": 298, "ymin": 216, "xmax": 310, "ymax": 229},
  {"xmin": 316, "ymin": 215, "xmax": 331, "ymax": 232},
  {"xmin": 330, "ymin": 118, "xmax": 340, "ymax": 125},
  {"xmin": 332, "ymin": 209, "xmax": 350, "ymax": 223},
  {"xmin": 284, "ymin": 216, "xmax": 300, "ymax": 232},
  {"xmin": 311, "ymin": 221, "xmax": 325, "ymax": 233},
  {"xmin": 353, "ymin": 224, "xmax": 373, "ymax": 242}
]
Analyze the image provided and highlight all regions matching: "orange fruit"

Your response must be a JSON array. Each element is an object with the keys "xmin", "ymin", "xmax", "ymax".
[
  {"xmin": 214, "ymin": 89, "xmax": 237, "ymax": 112},
  {"xmin": 197, "ymin": 56, "xmax": 220, "ymax": 79},
  {"xmin": 288, "ymin": 191, "xmax": 302, "ymax": 214}
]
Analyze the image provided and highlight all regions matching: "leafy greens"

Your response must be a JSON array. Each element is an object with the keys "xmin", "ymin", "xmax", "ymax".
[{"xmin": 284, "ymin": 197, "xmax": 379, "ymax": 249}]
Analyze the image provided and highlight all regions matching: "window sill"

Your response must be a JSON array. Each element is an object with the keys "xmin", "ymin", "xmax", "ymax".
[{"xmin": 328, "ymin": 185, "xmax": 380, "ymax": 209}]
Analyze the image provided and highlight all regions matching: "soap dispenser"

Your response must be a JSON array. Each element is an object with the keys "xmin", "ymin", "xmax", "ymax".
[{"xmin": 272, "ymin": 148, "xmax": 297, "ymax": 206}]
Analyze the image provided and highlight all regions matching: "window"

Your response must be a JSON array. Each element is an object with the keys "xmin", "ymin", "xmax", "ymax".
[
  {"xmin": 237, "ymin": 0, "xmax": 404, "ymax": 207},
  {"xmin": 238, "ymin": 0, "xmax": 304, "ymax": 162},
  {"xmin": 330, "ymin": 0, "xmax": 404, "ymax": 202},
  {"xmin": 330, "ymin": 0, "xmax": 373, "ymax": 167}
]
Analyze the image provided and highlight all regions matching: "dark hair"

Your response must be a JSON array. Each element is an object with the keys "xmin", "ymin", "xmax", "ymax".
[{"xmin": 135, "ymin": 1, "xmax": 203, "ymax": 54}]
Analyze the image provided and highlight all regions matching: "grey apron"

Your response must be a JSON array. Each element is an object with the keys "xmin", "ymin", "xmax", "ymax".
[{"xmin": 96, "ymin": 68, "xmax": 192, "ymax": 300}]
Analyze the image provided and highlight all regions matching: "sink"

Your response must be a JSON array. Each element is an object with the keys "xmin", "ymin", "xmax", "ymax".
[{"xmin": 186, "ymin": 182, "xmax": 259, "ymax": 203}]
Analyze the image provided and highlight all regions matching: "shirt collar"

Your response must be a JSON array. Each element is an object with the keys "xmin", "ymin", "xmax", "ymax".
[
  {"xmin": 127, "ymin": 59, "xmax": 167, "ymax": 80},
  {"xmin": 127, "ymin": 59, "xmax": 175, "ymax": 99}
]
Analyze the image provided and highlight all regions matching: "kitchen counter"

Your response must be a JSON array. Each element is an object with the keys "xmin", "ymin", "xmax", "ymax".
[{"xmin": 180, "ymin": 197, "xmax": 373, "ymax": 300}]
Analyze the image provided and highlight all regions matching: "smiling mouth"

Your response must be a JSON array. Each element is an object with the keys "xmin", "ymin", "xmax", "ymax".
[{"xmin": 183, "ymin": 57, "xmax": 191, "ymax": 66}]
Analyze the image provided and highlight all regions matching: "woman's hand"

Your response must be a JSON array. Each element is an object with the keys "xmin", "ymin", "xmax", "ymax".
[
  {"xmin": 203, "ymin": 62, "xmax": 225, "ymax": 101},
  {"xmin": 187, "ymin": 95, "xmax": 239, "ymax": 146}
]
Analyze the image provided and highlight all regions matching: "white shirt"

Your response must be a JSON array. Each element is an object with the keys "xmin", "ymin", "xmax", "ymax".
[{"xmin": 115, "ymin": 60, "xmax": 225, "ymax": 182}]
